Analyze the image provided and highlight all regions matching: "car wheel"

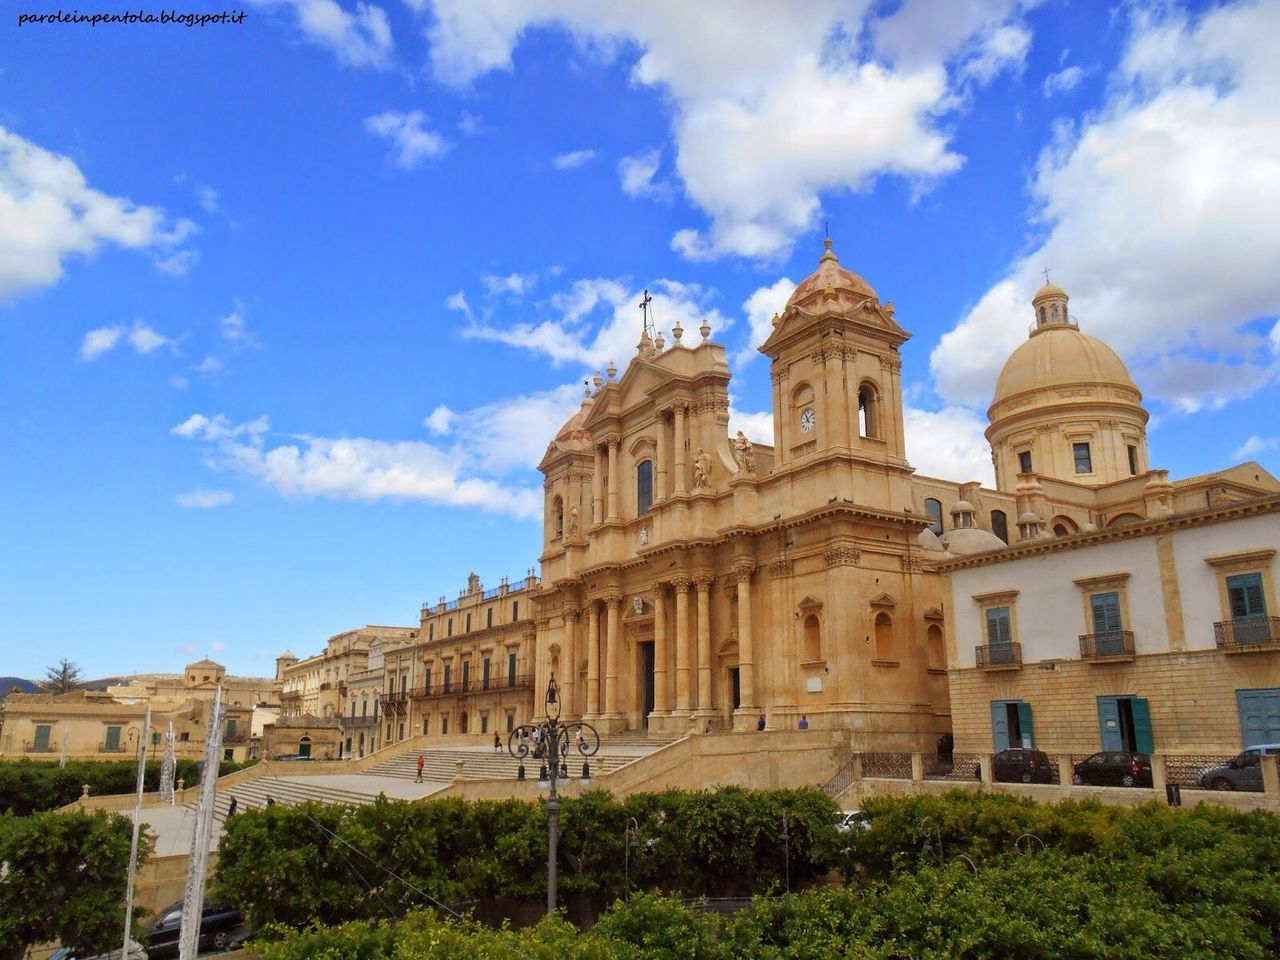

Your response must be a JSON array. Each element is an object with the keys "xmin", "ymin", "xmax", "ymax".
[
  {"xmin": 212, "ymin": 931, "xmax": 231, "ymax": 951},
  {"xmin": 1072, "ymin": 773, "xmax": 1084, "ymax": 785},
  {"xmin": 1020, "ymin": 771, "xmax": 1033, "ymax": 783},
  {"xmin": 1121, "ymin": 774, "xmax": 1136, "ymax": 787},
  {"xmin": 1212, "ymin": 777, "xmax": 1235, "ymax": 791}
]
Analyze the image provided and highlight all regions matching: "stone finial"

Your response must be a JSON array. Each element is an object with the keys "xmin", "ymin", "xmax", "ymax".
[
  {"xmin": 771, "ymin": 312, "xmax": 781, "ymax": 328},
  {"xmin": 671, "ymin": 321, "xmax": 683, "ymax": 343},
  {"xmin": 607, "ymin": 361, "xmax": 617, "ymax": 380},
  {"xmin": 637, "ymin": 326, "xmax": 655, "ymax": 359},
  {"xmin": 593, "ymin": 372, "xmax": 603, "ymax": 389},
  {"xmin": 655, "ymin": 331, "xmax": 665, "ymax": 351},
  {"xmin": 81, "ymin": 784, "xmax": 91, "ymax": 801},
  {"xmin": 699, "ymin": 319, "xmax": 711, "ymax": 341}
]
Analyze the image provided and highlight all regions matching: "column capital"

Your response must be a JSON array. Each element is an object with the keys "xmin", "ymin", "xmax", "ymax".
[
  {"xmin": 732, "ymin": 564, "xmax": 756, "ymax": 583},
  {"xmin": 607, "ymin": 434, "xmax": 623, "ymax": 449},
  {"xmin": 670, "ymin": 576, "xmax": 692, "ymax": 594},
  {"xmin": 562, "ymin": 605, "xmax": 580, "ymax": 620},
  {"xmin": 693, "ymin": 575, "xmax": 714, "ymax": 592},
  {"xmin": 602, "ymin": 592, "xmax": 624, "ymax": 606}
]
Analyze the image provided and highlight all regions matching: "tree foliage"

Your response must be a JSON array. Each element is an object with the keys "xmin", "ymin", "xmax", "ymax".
[
  {"xmin": 39, "ymin": 659, "xmax": 83, "ymax": 694},
  {"xmin": 0, "ymin": 809, "xmax": 147, "ymax": 960},
  {"xmin": 0, "ymin": 758, "xmax": 254, "ymax": 815}
]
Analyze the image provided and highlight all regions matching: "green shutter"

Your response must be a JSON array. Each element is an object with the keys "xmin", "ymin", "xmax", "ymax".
[
  {"xmin": 1131, "ymin": 698, "xmax": 1154, "ymax": 754},
  {"xmin": 104, "ymin": 726, "xmax": 121, "ymax": 751},
  {"xmin": 986, "ymin": 606, "xmax": 1011, "ymax": 646},
  {"xmin": 1090, "ymin": 592, "xmax": 1122, "ymax": 633},
  {"xmin": 1227, "ymin": 573, "xmax": 1267, "ymax": 618},
  {"xmin": 1016, "ymin": 702, "xmax": 1034, "ymax": 748},
  {"xmin": 1097, "ymin": 697, "xmax": 1122, "ymax": 751},
  {"xmin": 990, "ymin": 702, "xmax": 1010, "ymax": 751}
]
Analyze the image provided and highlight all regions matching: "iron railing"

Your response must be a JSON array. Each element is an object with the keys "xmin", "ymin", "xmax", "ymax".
[
  {"xmin": 976, "ymin": 643, "xmax": 1022, "ymax": 668},
  {"xmin": 862, "ymin": 752, "xmax": 913, "ymax": 779},
  {"xmin": 409, "ymin": 675, "xmax": 534, "ymax": 700},
  {"xmin": 820, "ymin": 756, "xmax": 859, "ymax": 797},
  {"xmin": 24, "ymin": 742, "xmax": 55, "ymax": 753},
  {"xmin": 1214, "ymin": 617, "xmax": 1280, "ymax": 652},
  {"xmin": 1079, "ymin": 630, "xmax": 1135, "ymax": 659}
]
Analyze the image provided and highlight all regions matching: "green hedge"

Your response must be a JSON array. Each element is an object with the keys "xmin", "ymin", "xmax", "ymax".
[
  {"xmin": 211, "ymin": 787, "xmax": 842, "ymax": 927},
  {"xmin": 0, "ymin": 758, "xmax": 255, "ymax": 815}
]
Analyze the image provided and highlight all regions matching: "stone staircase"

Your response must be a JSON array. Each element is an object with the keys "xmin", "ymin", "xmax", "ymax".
[
  {"xmin": 368, "ymin": 747, "xmax": 637, "ymax": 783},
  {"xmin": 206, "ymin": 775, "xmax": 384, "ymax": 821}
]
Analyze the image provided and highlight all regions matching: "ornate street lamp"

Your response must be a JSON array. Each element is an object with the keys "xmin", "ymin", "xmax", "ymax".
[{"xmin": 508, "ymin": 675, "xmax": 599, "ymax": 915}]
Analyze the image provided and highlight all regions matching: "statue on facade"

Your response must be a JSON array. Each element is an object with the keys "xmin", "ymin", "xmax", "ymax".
[
  {"xmin": 731, "ymin": 431, "xmax": 756, "ymax": 474},
  {"xmin": 692, "ymin": 448, "xmax": 713, "ymax": 488},
  {"xmin": 567, "ymin": 504, "xmax": 580, "ymax": 537}
]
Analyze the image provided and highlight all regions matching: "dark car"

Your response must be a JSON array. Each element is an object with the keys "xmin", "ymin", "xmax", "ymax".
[
  {"xmin": 144, "ymin": 902, "xmax": 246, "ymax": 958},
  {"xmin": 1197, "ymin": 743, "xmax": 1280, "ymax": 791},
  {"xmin": 1072, "ymin": 751, "xmax": 1153, "ymax": 788},
  {"xmin": 991, "ymin": 748, "xmax": 1055, "ymax": 784}
]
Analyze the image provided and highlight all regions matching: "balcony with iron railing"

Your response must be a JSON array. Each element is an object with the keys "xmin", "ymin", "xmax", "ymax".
[
  {"xmin": 24, "ymin": 742, "xmax": 55, "ymax": 754},
  {"xmin": 98, "ymin": 743, "xmax": 127, "ymax": 754},
  {"xmin": 1079, "ymin": 630, "xmax": 1135, "ymax": 661},
  {"xmin": 975, "ymin": 643, "xmax": 1022, "ymax": 669},
  {"xmin": 409, "ymin": 674, "xmax": 534, "ymax": 700},
  {"xmin": 1214, "ymin": 616, "xmax": 1280, "ymax": 653}
]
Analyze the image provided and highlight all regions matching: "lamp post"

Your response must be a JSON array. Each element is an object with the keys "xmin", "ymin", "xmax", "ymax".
[
  {"xmin": 508, "ymin": 675, "xmax": 599, "ymax": 916},
  {"xmin": 623, "ymin": 816, "xmax": 639, "ymax": 901}
]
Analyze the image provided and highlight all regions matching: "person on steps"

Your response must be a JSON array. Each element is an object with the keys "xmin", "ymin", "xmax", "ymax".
[{"xmin": 416, "ymin": 753, "xmax": 425, "ymax": 782}]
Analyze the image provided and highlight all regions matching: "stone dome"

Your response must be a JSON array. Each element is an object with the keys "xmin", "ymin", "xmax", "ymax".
[
  {"xmin": 940, "ymin": 527, "xmax": 1008, "ymax": 556},
  {"xmin": 786, "ymin": 237, "xmax": 877, "ymax": 310},
  {"xmin": 551, "ymin": 398, "xmax": 593, "ymax": 452},
  {"xmin": 993, "ymin": 324, "xmax": 1139, "ymax": 407}
]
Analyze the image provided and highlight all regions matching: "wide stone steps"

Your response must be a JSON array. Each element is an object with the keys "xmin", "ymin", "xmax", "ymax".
[
  {"xmin": 203, "ymin": 776, "xmax": 383, "ymax": 821},
  {"xmin": 369, "ymin": 748, "xmax": 635, "ymax": 783}
]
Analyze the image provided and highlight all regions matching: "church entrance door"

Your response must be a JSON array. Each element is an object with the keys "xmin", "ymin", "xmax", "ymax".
[
  {"xmin": 639, "ymin": 641, "xmax": 655, "ymax": 728},
  {"xmin": 729, "ymin": 667, "xmax": 741, "ymax": 712}
]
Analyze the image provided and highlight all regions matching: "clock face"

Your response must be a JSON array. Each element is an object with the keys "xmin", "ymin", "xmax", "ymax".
[{"xmin": 800, "ymin": 408, "xmax": 816, "ymax": 432}]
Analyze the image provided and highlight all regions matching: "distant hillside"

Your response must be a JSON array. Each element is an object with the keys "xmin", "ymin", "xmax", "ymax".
[{"xmin": 0, "ymin": 677, "xmax": 38, "ymax": 695}]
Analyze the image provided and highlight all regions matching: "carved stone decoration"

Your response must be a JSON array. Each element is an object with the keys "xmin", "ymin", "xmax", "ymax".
[
  {"xmin": 768, "ymin": 559, "xmax": 794, "ymax": 576},
  {"xmin": 693, "ymin": 575, "xmax": 715, "ymax": 592},
  {"xmin": 731, "ymin": 431, "xmax": 757, "ymax": 474},
  {"xmin": 692, "ymin": 448, "xmax": 713, "ymax": 488},
  {"xmin": 823, "ymin": 545, "xmax": 862, "ymax": 567},
  {"xmin": 732, "ymin": 564, "xmax": 755, "ymax": 583},
  {"xmin": 566, "ymin": 505, "xmax": 580, "ymax": 537},
  {"xmin": 638, "ymin": 526, "xmax": 650, "ymax": 546},
  {"xmin": 901, "ymin": 556, "xmax": 924, "ymax": 573},
  {"xmin": 670, "ymin": 576, "xmax": 692, "ymax": 594}
]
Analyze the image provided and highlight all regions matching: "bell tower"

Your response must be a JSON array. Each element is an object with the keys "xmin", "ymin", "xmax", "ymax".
[{"xmin": 759, "ymin": 238, "xmax": 911, "ymax": 474}]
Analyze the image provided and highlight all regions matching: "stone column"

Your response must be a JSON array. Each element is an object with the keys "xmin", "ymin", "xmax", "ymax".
[
  {"xmin": 606, "ymin": 437, "xmax": 621, "ymax": 521},
  {"xmin": 604, "ymin": 595, "xmax": 622, "ymax": 717},
  {"xmin": 655, "ymin": 413, "xmax": 670, "ymax": 501},
  {"xmin": 562, "ymin": 606, "xmax": 579, "ymax": 717},
  {"xmin": 734, "ymin": 565, "xmax": 756, "ymax": 710},
  {"xmin": 586, "ymin": 602, "xmax": 601, "ymax": 717},
  {"xmin": 672, "ymin": 577, "xmax": 692, "ymax": 713},
  {"xmin": 652, "ymin": 584, "xmax": 669, "ymax": 713},
  {"xmin": 673, "ymin": 405, "xmax": 688, "ymax": 495},
  {"xmin": 592, "ymin": 446, "xmax": 604, "ymax": 525},
  {"xmin": 695, "ymin": 577, "xmax": 713, "ymax": 712}
]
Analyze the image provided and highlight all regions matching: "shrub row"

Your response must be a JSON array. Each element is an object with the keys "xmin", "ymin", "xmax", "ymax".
[
  {"xmin": 212, "ymin": 787, "xmax": 843, "ymax": 927},
  {"xmin": 0, "ymin": 757, "xmax": 254, "ymax": 815}
]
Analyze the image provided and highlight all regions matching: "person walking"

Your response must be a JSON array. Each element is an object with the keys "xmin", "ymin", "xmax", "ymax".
[
  {"xmin": 493, "ymin": 733, "xmax": 502, "ymax": 752},
  {"xmin": 227, "ymin": 796, "xmax": 238, "ymax": 818},
  {"xmin": 757, "ymin": 715, "xmax": 766, "ymax": 731},
  {"xmin": 265, "ymin": 796, "xmax": 275, "ymax": 807},
  {"xmin": 415, "ymin": 753, "xmax": 425, "ymax": 782},
  {"xmin": 798, "ymin": 715, "xmax": 809, "ymax": 730}
]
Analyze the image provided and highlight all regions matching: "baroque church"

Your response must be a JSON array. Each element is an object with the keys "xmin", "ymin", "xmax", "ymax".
[{"xmin": 528, "ymin": 239, "xmax": 1278, "ymax": 749}]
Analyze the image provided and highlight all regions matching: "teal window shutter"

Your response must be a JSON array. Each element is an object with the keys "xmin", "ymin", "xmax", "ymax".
[
  {"xmin": 1097, "ymin": 697, "xmax": 1122, "ymax": 751},
  {"xmin": 990, "ymin": 701, "xmax": 1010, "ymax": 751},
  {"xmin": 1015, "ymin": 702, "xmax": 1034, "ymax": 748},
  {"xmin": 1226, "ymin": 573, "xmax": 1267, "ymax": 618},
  {"xmin": 986, "ymin": 606, "xmax": 1012, "ymax": 646},
  {"xmin": 1090, "ymin": 592, "xmax": 1123, "ymax": 633},
  {"xmin": 1131, "ymin": 698, "xmax": 1154, "ymax": 754}
]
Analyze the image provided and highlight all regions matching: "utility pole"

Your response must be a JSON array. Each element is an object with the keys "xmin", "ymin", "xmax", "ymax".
[
  {"xmin": 178, "ymin": 687, "xmax": 225, "ymax": 960},
  {"xmin": 122, "ymin": 702, "xmax": 151, "ymax": 958}
]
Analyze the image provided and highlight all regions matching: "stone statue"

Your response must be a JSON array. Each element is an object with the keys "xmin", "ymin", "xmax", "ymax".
[
  {"xmin": 692, "ymin": 448, "xmax": 713, "ymax": 488},
  {"xmin": 567, "ymin": 505, "xmax": 580, "ymax": 536},
  {"xmin": 731, "ymin": 431, "xmax": 756, "ymax": 474}
]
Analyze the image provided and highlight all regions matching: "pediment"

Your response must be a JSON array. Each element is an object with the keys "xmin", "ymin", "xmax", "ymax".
[
  {"xmin": 870, "ymin": 593, "xmax": 897, "ymax": 608},
  {"xmin": 923, "ymin": 606, "xmax": 945, "ymax": 621}
]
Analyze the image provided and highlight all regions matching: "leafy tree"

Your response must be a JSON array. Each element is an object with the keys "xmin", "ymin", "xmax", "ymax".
[
  {"xmin": 39, "ymin": 659, "xmax": 83, "ymax": 694},
  {"xmin": 0, "ymin": 809, "xmax": 147, "ymax": 960},
  {"xmin": 0, "ymin": 757, "xmax": 254, "ymax": 815}
]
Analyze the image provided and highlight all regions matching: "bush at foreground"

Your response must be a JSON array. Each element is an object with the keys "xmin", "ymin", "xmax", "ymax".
[
  {"xmin": 0, "ymin": 757, "xmax": 255, "ymax": 815},
  {"xmin": 257, "ymin": 855, "xmax": 1279, "ymax": 960}
]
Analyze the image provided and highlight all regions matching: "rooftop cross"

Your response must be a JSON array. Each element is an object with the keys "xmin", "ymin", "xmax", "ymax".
[
  {"xmin": 638, "ymin": 289, "xmax": 655, "ymax": 339},
  {"xmin": 1042, "ymin": 266, "xmax": 1052, "ymax": 285}
]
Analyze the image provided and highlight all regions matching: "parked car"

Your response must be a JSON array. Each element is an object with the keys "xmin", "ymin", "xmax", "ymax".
[
  {"xmin": 49, "ymin": 940, "xmax": 148, "ymax": 960},
  {"xmin": 991, "ymin": 748, "xmax": 1055, "ymax": 784},
  {"xmin": 1072, "ymin": 751, "xmax": 1153, "ymax": 788},
  {"xmin": 1197, "ymin": 743, "xmax": 1280, "ymax": 791},
  {"xmin": 143, "ymin": 902, "xmax": 247, "ymax": 958},
  {"xmin": 836, "ymin": 810, "xmax": 872, "ymax": 832}
]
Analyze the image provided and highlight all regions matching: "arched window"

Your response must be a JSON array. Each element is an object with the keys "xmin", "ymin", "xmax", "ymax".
[
  {"xmin": 1051, "ymin": 304, "xmax": 1060, "ymax": 321},
  {"xmin": 926, "ymin": 624, "xmax": 945, "ymax": 670},
  {"xmin": 924, "ymin": 498, "xmax": 943, "ymax": 536},
  {"xmin": 459, "ymin": 711, "xmax": 469, "ymax": 734},
  {"xmin": 803, "ymin": 614, "xmax": 822, "ymax": 662},
  {"xmin": 1038, "ymin": 306, "xmax": 1046, "ymax": 324},
  {"xmin": 553, "ymin": 497, "xmax": 564, "ymax": 539},
  {"xmin": 857, "ymin": 383, "xmax": 880, "ymax": 439},
  {"xmin": 991, "ymin": 510, "xmax": 1009, "ymax": 543},
  {"xmin": 636, "ymin": 459, "xmax": 654, "ymax": 515},
  {"xmin": 1054, "ymin": 524, "xmax": 1070, "ymax": 538},
  {"xmin": 874, "ymin": 612, "xmax": 895, "ymax": 659}
]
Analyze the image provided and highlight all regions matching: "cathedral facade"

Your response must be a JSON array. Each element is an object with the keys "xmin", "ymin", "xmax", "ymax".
[{"xmin": 528, "ymin": 241, "xmax": 1278, "ymax": 749}]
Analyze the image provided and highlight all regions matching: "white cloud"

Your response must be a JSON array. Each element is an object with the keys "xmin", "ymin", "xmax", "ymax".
[
  {"xmin": 127, "ymin": 323, "xmax": 175, "ymax": 355},
  {"xmin": 424, "ymin": 405, "xmax": 455, "ymax": 434},
  {"xmin": 172, "ymin": 411, "xmax": 541, "ymax": 519},
  {"xmin": 0, "ymin": 126, "xmax": 195, "ymax": 299},
  {"xmin": 250, "ymin": 0, "xmax": 394, "ymax": 69},
  {"xmin": 734, "ymin": 276, "xmax": 794, "ymax": 367},
  {"xmin": 220, "ymin": 305, "xmax": 260, "ymax": 349},
  {"xmin": 80, "ymin": 326, "xmax": 123, "ymax": 361},
  {"xmin": 462, "ymin": 276, "xmax": 729, "ymax": 368},
  {"xmin": 445, "ymin": 290, "xmax": 472, "ymax": 317},
  {"xmin": 423, "ymin": 1, "xmax": 1034, "ymax": 259},
  {"xmin": 175, "ymin": 489, "xmax": 234, "ymax": 508},
  {"xmin": 196, "ymin": 186, "xmax": 219, "ymax": 214},
  {"xmin": 154, "ymin": 249, "xmax": 199, "ymax": 276},
  {"xmin": 170, "ymin": 375, "xmax": 190, "ymax": 390},
  {"xmin": 364, "ymin": 110, "xmax": 447, "ymax": 169},
  {"xmin": 1042, "ymin": 64, "xmax": 1084, "ymax": 97},
  {"xmin": 903, "ymin": 405, "xmax": 994, "ymax": 485},
  {"xmin": 618, "ymin": 148, "xmax": 670, "ymax": 201},
  {"xmin": 211, "ymin": 641, "xmax": 226, "ymax": 652},
  {"xmin": 553, "ymin": 149, "xmax": 596, "ymax": 170},
  {"xmin": 932, "ymin": 0, "xmax": 1280, "ymax": 414},
  {"xmin": 727, "ymin": 405, "xmax": 774, "ymax": 445},
  {"xmin": 1233, "ymin": 435, "xmax": 1280, "ymax": 460},
  {"xmin": 482, "ymin": 272, "xmax": 534, "ymax": 298}
]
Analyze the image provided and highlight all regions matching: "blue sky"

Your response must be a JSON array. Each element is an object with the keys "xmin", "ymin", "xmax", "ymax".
[{"xmin": 3, "ymin": 0, "xmax": 1278, "ymax": 680}]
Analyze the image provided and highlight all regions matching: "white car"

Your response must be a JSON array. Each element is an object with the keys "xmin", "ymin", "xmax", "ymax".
[{"xmin": 836, "ymin": 810, "xmax": 872, "ymax": 832}]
